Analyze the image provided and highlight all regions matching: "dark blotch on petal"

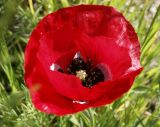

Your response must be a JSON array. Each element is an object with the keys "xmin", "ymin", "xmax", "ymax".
[
  {"xmin": 67, "ymin": 56, "xmax": 105, "ymax": 88},
  {"xmin": 67, "ymin": 57, "xmax": 86, "ymax": 74},
  {"xmin": 58, "ymin": 68, "xmax": 64, "ymax": 73},
  {"xmin": 84, "ymin": 68, "xmax": 105, "ymax": 87}
]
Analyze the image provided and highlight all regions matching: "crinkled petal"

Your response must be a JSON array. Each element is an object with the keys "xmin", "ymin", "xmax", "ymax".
[
  {"xmin": 89, "ymin": 68, "xmax": 143, "ymax": 107},
  {"xmin": 39, "ymin": 61, "xmax": 114, "ymax": 101},
  {"xmin": 37, "ymin": 26, "xmax": 78, "ymax": 71},
  {"xmin": 75, "ymin": 32, "xmax": 132, "ymax": 79},
  {"xmin": 37, "ymin": 30, "xmax": 126, "ymax": 101},
  {"xmin": 28, "ymin": 62, "xmax": 89, "ymax": 116},
  {"xmin": 24, "ymin": 9, "xmax": 77, "ymax": 83}
]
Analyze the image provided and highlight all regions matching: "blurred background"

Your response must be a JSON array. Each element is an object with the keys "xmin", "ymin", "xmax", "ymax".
[{"xmin": 0, "ymin": 0, "xmax": 160, "ymax": 127}]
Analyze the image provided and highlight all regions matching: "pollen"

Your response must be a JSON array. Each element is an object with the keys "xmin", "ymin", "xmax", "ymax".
[{"xmin": 76, "ymin": 70, "xmax": 87, "ymax": 80}]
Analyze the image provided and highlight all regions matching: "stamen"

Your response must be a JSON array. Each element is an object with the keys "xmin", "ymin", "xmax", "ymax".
[
  {"xmin": 67, "ymin": 55, "xmax": 105, "ymax": 88},
  {"xmin": 67, "ymin": 57, "xmax": 86, "ymax": 74},
  {"xmin": 76, "ymin": 70, "xmax": 87, "ymax": 80},
  {"xmin": 84, "ymin": 68, "xmax": 104, "ymax": 88}
]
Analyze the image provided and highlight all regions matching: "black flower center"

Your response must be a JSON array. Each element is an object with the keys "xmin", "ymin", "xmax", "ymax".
[{"xmin": 66, "ymin": 57, "xmax": 105, "ymax": 88}]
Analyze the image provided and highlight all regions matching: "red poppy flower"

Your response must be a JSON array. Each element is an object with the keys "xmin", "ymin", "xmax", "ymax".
[{"xmin": 24, "ymin": 5, "xmax": 143, "ymax": 116}]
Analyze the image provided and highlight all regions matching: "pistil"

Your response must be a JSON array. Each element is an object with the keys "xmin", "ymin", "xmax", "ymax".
[{"xmin": 76, "ymin": 70, "xmax": 87, "ymax": 80}]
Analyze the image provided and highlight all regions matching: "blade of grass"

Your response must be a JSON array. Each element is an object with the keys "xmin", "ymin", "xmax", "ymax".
[
  {"xmin": 142, "ymin": 5, "xmax": 160, "ymax": 49},
  {"xmin": 61, "ymin": 0, "xmax": 70, "ymax": 7},
  {"xmin": 28, "ymin": 0, "xmax": 35, "ymax": 15}
]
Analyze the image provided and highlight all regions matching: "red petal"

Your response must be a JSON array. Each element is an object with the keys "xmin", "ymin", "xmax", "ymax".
[
  {"xmin": 89, "ymin": 68, "xmax": 143, "ymax": 107},
  {"xmin": 37, "ymin": 37, "xmax": 116, "ymax": 101},
  {"xmin": 75, "ymin": 33, "xmax": 132, "ymax": 79},
  {"xmin": 37, "ymin": 33, "xmax": 120, "ymax": 101},
  {"xmin": 68, "ymin": 5, "xmax": 141, "ymax": 73},
  {"xmin": 28, "ymin": 62, "xmax": 89, "ymax": 116},
  {"xmin": 93, "ymin": 9, "xmax": 141, "ymax": 72},
  {"xmin": 39, "ymin": 61, "xmax": 113, "ymax": 101},
  {"xmin": 24, "ymin": 8, "xmax": 77, "ymax": 82},
  {"xmin": 37, "ymin": 26, "xmax": 78, "ymax": 71}
]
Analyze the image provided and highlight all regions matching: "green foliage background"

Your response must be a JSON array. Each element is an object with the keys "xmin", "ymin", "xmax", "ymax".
[{"xmin": 0, "ymin": 0, "xmax": 160, "ymax": 127}]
